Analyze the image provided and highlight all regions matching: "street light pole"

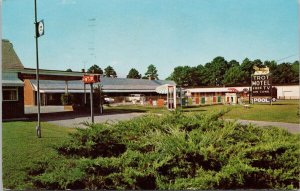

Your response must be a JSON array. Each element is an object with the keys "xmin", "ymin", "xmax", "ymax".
[{"xmin": 34, "ymin": 0, "xmax": 41, "ymax": 138}]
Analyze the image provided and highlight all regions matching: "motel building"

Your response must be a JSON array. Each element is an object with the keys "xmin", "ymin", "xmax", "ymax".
[
  {"xmin": 184, "ymin": 87, "xmax": 251, "ymax": 105},
  {"xmin": 21, "ymin": 74, "xmax": 176, "ymax": 106},
  {"xmin": 184, "ymin": 85, "xmax": 299, "ymax": 106},
  {"xmin": 2, "ymin": 40, "xmax": 176, "ymax": 119},
  {"xmin": 2, "ymin": 40, "xmax": 26, "ymax": 120}
]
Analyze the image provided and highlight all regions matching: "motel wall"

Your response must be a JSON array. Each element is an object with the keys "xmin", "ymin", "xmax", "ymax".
[
  {"xmin": 3, "ymin": 86, "xmax": 25, "ymax": 119},
  {"xmin": 185, "ymin": 85, "xmax": 299, "ymax": 106},
  {"xmin": 275, "ymin": 85, "xmax": 300, "ymax": 99}
]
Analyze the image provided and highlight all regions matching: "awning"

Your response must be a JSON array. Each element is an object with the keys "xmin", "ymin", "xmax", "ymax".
[{"xmin": 155, "ymin": 84, "xmax": 176, "ymax": 94}]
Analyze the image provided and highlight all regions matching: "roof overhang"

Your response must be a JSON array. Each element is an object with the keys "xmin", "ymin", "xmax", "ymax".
[
  {"xmin": 18, "ymin": 68, "xmax": 84, "ymax": 81},
  {"xmin": 37, "ymin": 89, "xmax": 157, "ymax": 93},
  {"xmin": 156, "ymin": 84, "xmax": 177, "ymax": 94}
]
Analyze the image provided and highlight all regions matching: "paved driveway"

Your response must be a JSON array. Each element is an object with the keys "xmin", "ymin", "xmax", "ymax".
[
  {"xmin": 43, "ymin": 112, "xmax": 145, "ymax": 128},
  {"xmin": 233, "ymin": 119, "xmax": 299, "ymax": 134},
  {"xmin": 25, "ymin": 106, "xmax": 299, "ymax": 133}
]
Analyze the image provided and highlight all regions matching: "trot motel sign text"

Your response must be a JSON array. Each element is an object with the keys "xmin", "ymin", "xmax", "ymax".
[
  {"xmin": 82, "ymin": 75, "xmax": 100, "ymax": 84},
  {"xmin": 251, "ymin": 74, "xmax": 272, "ymax": 96}
]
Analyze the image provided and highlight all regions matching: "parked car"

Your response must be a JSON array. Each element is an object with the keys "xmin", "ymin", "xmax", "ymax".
[{"xmin": 104, "ymin": 97, "xmax": 115, "ymax": 104}]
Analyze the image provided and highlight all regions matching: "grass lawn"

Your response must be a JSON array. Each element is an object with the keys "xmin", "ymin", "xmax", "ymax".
[
  {"xmin": 106, "ymin": 100, "xmax": 299, "ymax": 123},
  {"xmin": 2, "ymin": 121, "xmax": 74, "ymax": 189},
  {"xmin": 195, "ymin": 100, "xmax": 299, "ymax": 123}
]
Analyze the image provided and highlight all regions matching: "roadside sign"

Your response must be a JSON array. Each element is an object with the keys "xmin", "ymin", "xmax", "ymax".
[
  {"xmin": 253, "ymin": 97, "xmax": 276, "ymax": 103},
  {"xmin": 36, "ymin": 20, "xmax": 44, "ymax": 37},
  {"xmin": 82, "ymin": 75, "xmax": 100, "ymax": 84},
  {"xmin": 251, "ymin": 74, "xmax": 272, "ymax": 97}
]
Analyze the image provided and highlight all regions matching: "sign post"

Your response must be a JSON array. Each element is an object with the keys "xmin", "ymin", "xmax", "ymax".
[
  {"xmin": 82, "ymin": 74, "xmax": 100, "ymax": 123},
  {"xmin": 90, "ymin": 84, "xmax": 94, "ymax": 123},
  {"xmin": 34, "ymin": 0, "xmax": 45, "ymax": 138}
]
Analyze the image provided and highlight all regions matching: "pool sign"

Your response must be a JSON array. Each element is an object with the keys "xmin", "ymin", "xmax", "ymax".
[
  {"xmin": 251, "ymin": 74, "xmax": 272, "ymax": 97},
  {"xmin": 253, "ymin": 97, "xmax": 276, "ymax": 103}
]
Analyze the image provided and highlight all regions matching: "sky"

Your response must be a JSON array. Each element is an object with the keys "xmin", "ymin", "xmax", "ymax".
[{"xmin": 3, "ymin": 0, "xmax": 299, "ymax": 79}]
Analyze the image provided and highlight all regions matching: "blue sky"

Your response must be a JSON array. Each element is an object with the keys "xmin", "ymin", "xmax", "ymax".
[{"xmin": 3, "ymin": 0, "xmax": 299, "ymax": 79}]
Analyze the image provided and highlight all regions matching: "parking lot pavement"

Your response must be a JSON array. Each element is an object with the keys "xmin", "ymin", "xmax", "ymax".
[
  {"xmin": 44, "ymin": 112, "xmax": 146, "ymax": 128},
  {"xmin": 227, "ymin": 119, "xmax": 300, "ymax": 134}
]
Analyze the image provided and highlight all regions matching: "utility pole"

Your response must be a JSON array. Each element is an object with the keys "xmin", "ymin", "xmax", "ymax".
[{"xmin": 34, "ymin": 0, "xmax": 44, "ymax": 138}]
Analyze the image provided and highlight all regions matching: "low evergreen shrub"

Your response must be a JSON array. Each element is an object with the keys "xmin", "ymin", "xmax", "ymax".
[{"xmin": 27, "ymin": 111, "xmax": 300, "ymax": 190}]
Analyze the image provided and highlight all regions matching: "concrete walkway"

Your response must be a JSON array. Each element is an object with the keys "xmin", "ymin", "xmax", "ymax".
[{"xmin": 228, "ymin": 119, "xmax": 299, "ymax": 134}]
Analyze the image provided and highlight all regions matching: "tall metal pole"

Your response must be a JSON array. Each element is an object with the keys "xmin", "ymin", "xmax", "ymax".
[
  {"xmin": 34, "ymin": 0, "xmax": 41, "ymax": 138},
  {"xmin": 90, "ymin": 83, "xmax": 94, "ymax": 123}
]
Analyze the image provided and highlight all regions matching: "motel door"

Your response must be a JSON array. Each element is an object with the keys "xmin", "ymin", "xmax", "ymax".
[{"xmin": 225, "ymin": 93, "xmax": 237, "ymax": 104}]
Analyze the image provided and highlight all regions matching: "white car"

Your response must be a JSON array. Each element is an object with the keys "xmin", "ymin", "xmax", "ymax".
[{"xmin": 104, "ymin": 97, "xmax": 115, "ymax": 103}]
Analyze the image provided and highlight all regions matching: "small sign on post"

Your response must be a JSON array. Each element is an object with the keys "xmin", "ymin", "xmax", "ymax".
[
  {"xmin": 82, "ymin": 74, "xmax": 101, "ymax": 123},
  {"xmin": 36, "ymin": 20, "xmax": 44, "ymax": 37},
  {"xmin": 82, "ymin": 74, "xmax": 100, "ymax": 84}
]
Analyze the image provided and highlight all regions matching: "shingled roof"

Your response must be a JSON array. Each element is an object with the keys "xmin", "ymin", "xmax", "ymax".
[{"xmin": 2, "ymin": 39, "xmax": 24, "ymax": 70}]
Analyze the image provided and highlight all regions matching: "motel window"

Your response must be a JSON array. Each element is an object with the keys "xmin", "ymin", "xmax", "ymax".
[{"xmin": 3, "ymin": 88, "xmax": 18, "ymax": 101}]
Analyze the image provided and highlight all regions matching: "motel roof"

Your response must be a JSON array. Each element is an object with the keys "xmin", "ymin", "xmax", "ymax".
[
  {"xmin": 186, "ymin": 87, "xmax": 249, "ymax": 93},
  {"xmin": 29, "ymin": 77, "xmax": 176, "ymax": 93},
  {"xmin": 2, "ymin": 40, "xmax": 24, "ymax": 86},
  {"xmin": 2, "ymin": 39, "xmax": 24, "ymax": 71}
]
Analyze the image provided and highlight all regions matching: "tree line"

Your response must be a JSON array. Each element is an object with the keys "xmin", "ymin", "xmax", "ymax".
[
  {"xmin": 67, "ymin": 64, "xmax": 159, "ymax": 80},
  {"xmin": 66, "ymin": 56, "xmax": 299, "ymax": 86},
  {"xmin": 167, "ymin": 56, "xmax": 299, "ymax": 87}
]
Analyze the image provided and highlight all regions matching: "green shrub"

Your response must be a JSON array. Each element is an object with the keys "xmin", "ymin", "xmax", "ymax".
[{"xmin": 27, "ymin": 111, "xmax": 300, "ymax": 190}]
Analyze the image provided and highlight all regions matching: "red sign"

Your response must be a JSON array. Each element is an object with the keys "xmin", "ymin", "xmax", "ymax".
[
  {"xmin": 82, "ymin": 75, "xmax": 100, "ymax": 84},
  {"xmin": 228, "ymin": 88, "xmax": 238, "ymax": 92}
]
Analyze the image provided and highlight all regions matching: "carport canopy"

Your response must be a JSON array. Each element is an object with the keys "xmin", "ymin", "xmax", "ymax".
[
  {"xmin": 18, "ymin": 68, "xmax": 88, "ymax": 95},
  {"xmin": 18, "ymin": 68, "xmax": 84, "ymax": 81}
]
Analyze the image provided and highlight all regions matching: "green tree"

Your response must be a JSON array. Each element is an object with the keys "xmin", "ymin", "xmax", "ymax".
[
  {"xmin": 228, "ymin": 60, "xmax": 240, "ymax": 67},
  {"xmin": 145, "ymin": 64, "xmax": 158, "ymax": 80},
  {"xmin": 264, "ymin": 60, "xmax": 277, "ymax": 73},
  {"xmin": 204, "ymin": 56, "xmax": 230, "ymax": 86},
  {"xmin": 66, "ymin": 68, "xmax": 73, "ymax": 72},
  {"xmin": 273, "ymin": 63, "xmax": 296, "ymax": 84},
  {"xmin": 127, "ymin": 68, "xmax": 141, "ymax": 79},
  {"xmin": 104, "ymin": 65, "xmax": 117, "ymax": 78},
  {"xmin": 87, "ymin": 64, "xmax": 103, "ymax": 74},
  {"xmin": 240, "ymin": 58, "xmax": 254, "ymax": 84},
  {"xmin": 222, "ymin": 66, "xmax": 247, "ymax": 86},
  {"xmin": 291, "ymin": 61, "xmax": 299, "ymax": 83},
  {"xmin": 168, "ymin": 66, "xmax": 193, "ymax": 86},
  {"xmin": 194, "ymin": 65, "xmax": 209, "ymax": 86}
]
